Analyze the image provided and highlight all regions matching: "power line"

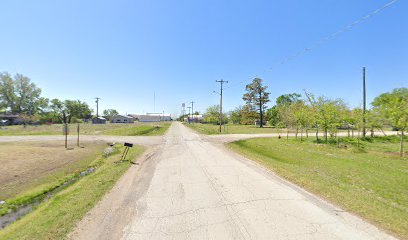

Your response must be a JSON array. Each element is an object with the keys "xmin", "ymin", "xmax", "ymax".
[
  {"xmin": 223, "ymin": 0, "xmax": 399, "ymax": 91},
  {"xmin": 269, "ymin": 0, "xmax": 399, "ymax": 70}
]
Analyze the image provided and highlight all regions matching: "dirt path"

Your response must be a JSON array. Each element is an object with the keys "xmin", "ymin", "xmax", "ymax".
[{"xmin": 67, "ymin": 122, "xmax": 394, "ymax": 240}]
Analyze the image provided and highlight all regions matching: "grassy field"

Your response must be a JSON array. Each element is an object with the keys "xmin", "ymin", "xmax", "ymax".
[
  {"xmin": 186, "ymin": 123, "xmax": 285, "ymax": 135},
  {"xmin": 0, "ymin": 144, "xmax": 144, "ymax": 240},
  {"xmin": 0, "ymin": 141, "xmax": 106, "ymax": 201},
  {"xmin": 0, "ymin": 122, "xmax": 171, "ymax": 136},
  {"xmin": 228, "ymin": 136, "xmax": 408, "ymax": 239}
]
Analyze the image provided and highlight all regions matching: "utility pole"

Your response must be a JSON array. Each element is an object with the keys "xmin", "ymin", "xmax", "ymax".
[
  {"xmin": 187, "ymin": 106, "xmax": 192, "ymax": 124},
  {"xmin": 216, "ymin": 79, "xmax": 228, "ymax": 133},
  {"xmin": 95, "ymin": 97, "xmax": 101, "ymax": 118},
  {"xmin": 362, "ymin": 67, "xmax": 366, "ymax": 138},
  {"xmin": 190, "ymin": 101, "xmax": 195, "ymax": 123}
]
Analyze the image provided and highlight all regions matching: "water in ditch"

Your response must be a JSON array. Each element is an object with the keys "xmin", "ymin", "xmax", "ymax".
[{"xmin": 0, "ymin": 167, "xmax": 97, "ymax": 230}]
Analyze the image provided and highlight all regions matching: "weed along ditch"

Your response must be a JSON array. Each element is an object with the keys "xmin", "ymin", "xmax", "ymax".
[
  {"xmin": 0, "ymin": 143, "xmax": 127, "ymax": 230},
  {"xmin": 0, "ymin": 167, "xmax": 97, "ymax": 229}
]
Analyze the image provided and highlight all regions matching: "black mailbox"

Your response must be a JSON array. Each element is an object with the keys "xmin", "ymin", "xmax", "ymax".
[{"xmin": 124, "ymin": 142, "xmax": 133, "ymax": 148}]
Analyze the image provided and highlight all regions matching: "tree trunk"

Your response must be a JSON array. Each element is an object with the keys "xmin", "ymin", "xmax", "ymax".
[
  {"xmin": 352, "ymin": 129, "xmax": 354, "ymax": 138},
  {"xmin": 400, "ymin": 130, "xmax": 405, "ymax": 157},
  {"xmin": 325, "ymin": 128, "xmax": 328, "ymax": 143},
  {"xmin": 62, "ymin": 113, "xmax": 68, "ymax": 124},
  {"xmin": 357, "ymin": 129, "xmax": 361, "ymax": 149},
  {"xmin": 348, "ymin": 127, "xmax": 350, "ymax": 137},
  {"xmin": 370, "ymin": 127, "xmax": 374, "ymax": 138},
  {"xmin": 316, "ymin": 125, "xmax": 319, "ymax": 142},
  {"xmin": 337, "ymin": 135, "xmax": 340, "ymax": 148},
  {"xmin": 301, "ymin": 128, "xmax": 303, "ymax": 141},
  {"xmin": 295, "ymin": 127, "xmax": 298, "ymax": 139},
  {"xmin": 380, "ymin": 128, "xmax": 387, "ymax": 136},
  {"xmin": 286, "ymin": 128, "xmax": 289, "ymax": 141},
  {"xmin": 259, "ymin": 96, "xmax": 263, "ymax": 128},
  {"xmin": 306, "ymin": 128, "xmax": 309, "ymax": 138}
]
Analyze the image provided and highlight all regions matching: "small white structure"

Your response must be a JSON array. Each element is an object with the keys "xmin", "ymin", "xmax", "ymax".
[
  {"xmin": 184, "ymin": 114, "xmax": 203, "ymax": 123},
  {"xmin": 129, "ymin": 113, "xmax": 172, "ymax": 122},
  {"xmin": 110, "ymin": 115, "xmax": 135, "ymax": 124}
]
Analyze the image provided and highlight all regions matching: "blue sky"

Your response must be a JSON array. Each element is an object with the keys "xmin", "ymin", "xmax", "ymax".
[{"xmin": 0, "ymin": 0, "xmax": 406, "ymax": 117}]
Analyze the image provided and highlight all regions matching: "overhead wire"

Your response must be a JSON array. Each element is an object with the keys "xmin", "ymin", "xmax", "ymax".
[{"xmin": 222, "ymin": 0, "xmax": 399, "ymax": 91}]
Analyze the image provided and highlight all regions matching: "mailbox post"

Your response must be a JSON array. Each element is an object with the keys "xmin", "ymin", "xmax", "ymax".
[{"xmin": 120, "ymin": 142, "xmax": 133, "ymax": 161}]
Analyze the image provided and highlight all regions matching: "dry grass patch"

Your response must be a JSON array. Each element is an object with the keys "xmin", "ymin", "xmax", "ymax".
[{"xmin": 0, "ymin": 141, "xmax": 105, "ymax": 200}]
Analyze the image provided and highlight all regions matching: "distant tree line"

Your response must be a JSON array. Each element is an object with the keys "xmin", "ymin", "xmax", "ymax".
[
  {"xmin": 202, "ymin": 77, "xmax": 407, "ymax": 156},
  {"xmin": 0, "ymin": 72, "xmax": 119, "ymax": 124}
]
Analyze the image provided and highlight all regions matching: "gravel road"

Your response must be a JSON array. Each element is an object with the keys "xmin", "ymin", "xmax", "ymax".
[{"xmin": 66, "ymin": 122, "xmax": 394, "ymax": 240}]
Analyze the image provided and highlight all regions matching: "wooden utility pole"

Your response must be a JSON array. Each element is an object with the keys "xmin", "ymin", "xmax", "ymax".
[
  {"xmin": 95, "ymin": 97, "xmax": 101, "ymax": 118},
  {"xmin": 190, "ymin": 101, "xmax": 195, "ymax": 123},
  {"xmin": 216, "ymin": 79, "xmax": 228, "ymax": 133},
  {"xmin": 362, "ymin": 67, "xmax": 367, "ymax": 138}
]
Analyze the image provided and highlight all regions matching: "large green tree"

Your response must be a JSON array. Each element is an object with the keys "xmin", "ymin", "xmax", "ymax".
[
  {"xmin": 50, "ymin": 99, "xmax": 92, "ymax": 124},
  {"xmin": 103, "ymin": 109, "xmax": 119, "ymax": 120},
  {"xmin": 276, "ymin": 93, "xmax": 302, "ymax": 106},
  {"xmin": 203, "ymin": 105, "xmax": 228, "ymax": 124},
  {"xmin": 0, "ymin": 72, "xmax": 48, "ymax": 114},
  {"xmin": 243, "ymin": 78, "xmax": 270, "ymax": 128},
  {"xmin": 305, "ymin": 92, "xmax": 347, "ymax": 142},
  {"xmin": 372, "ymin": 88, "xmax": 408, "ymax": 157},
  {"xmin": 229, "ymin": 106, "xmax": 243, "ymax": 124},
  {"xmin": 240, "ymin": 104, "xmax": 258, "ymax": 125},
  {"xmin": 267, "ymin": 93, "xmax": 302, "ymax": 126}
]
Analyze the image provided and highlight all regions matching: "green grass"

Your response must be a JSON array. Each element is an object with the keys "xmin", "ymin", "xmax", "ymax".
[
  {"xmin": 0, "ymin": 122, "xmax": 171, "ymax": 136},
  {"xmin": 102, "ymin": 123, "xmax": 170, "ymax": 136},
  {"xmin": 0, "ymin": 145, "xmax": 144, "ymax": 240},
  {"xmin": 186, "ymin": 123, "xmax": 285, "ymax": 135},
  {"xmin": 228, "ymin": 136, "xmax": 408, "ymax": 239}
]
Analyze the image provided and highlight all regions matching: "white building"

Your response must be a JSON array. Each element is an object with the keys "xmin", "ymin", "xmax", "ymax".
[
  {"xmin": 129, "ymin": 113, "xmax": 172, "ymax": 122},
  {"xmin": 110, "ymin": 115, "xmax": 135, "ymax": 123},
  {"xmin": 185, "ymin": 114, "xmax": 203, "ymax": 123}
]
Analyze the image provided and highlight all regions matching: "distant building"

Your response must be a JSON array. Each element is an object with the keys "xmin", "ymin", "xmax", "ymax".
[
  {"xmin": 185, "ymin": 114, "xmax": 203, "ymax": 123},
  {"xmin": 129, "ymin": 113, "xmax": 172, "ymax": 122},
  {"xmin": 111, "ymin": 115, "xmax": 135, "ymax": 123},
  {"xmin": 92, "ymin": 117, "xmax": 107, "ymax": 124}
]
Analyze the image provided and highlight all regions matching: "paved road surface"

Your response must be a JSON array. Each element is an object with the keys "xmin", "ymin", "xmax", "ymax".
[{"xmin": 68, "ymin": 122, "xmax": 394, "ymax": 240}]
